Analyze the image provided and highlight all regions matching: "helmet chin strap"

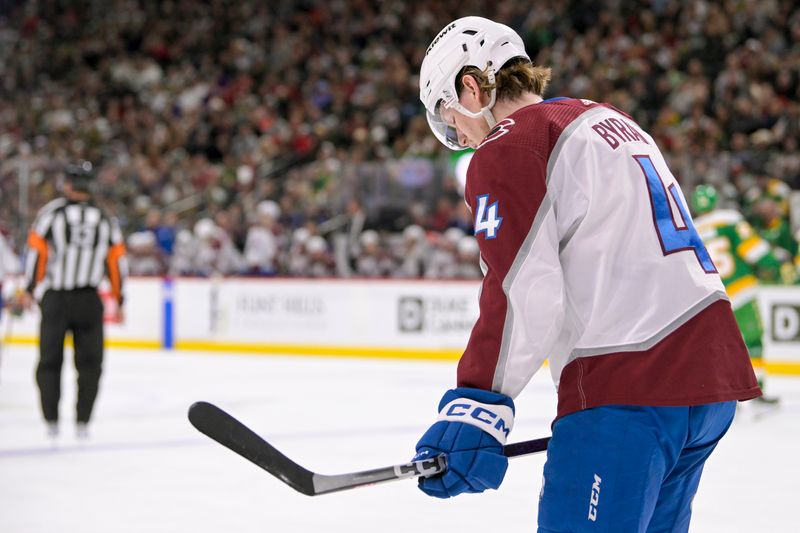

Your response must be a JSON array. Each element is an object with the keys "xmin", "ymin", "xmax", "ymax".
[
  {"xmin": 481, "ymin": 92, "xmax": 498, "ymax": 128},
  {"xmin": 453, "ymin": 64, "xmax": 498, "ymax": 128},
  {"xmin": 481, "ymin": 65, "xmax": 498, "ymax": 128}
]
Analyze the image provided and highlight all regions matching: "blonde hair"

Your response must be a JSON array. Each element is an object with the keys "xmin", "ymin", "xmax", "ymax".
[{"xmin": 457, "ymin": 58, "xmax": 551, "ymax": 101}]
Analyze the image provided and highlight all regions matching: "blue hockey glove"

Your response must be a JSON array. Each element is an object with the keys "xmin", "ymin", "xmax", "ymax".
[{"xmin": 414, "ymin": 387, "xmax": 514, "ymax": 498}]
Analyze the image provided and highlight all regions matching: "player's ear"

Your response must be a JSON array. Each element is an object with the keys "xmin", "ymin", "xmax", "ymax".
[{"xmin": 459, "ymin": 74, "xmax": 485, "ymax": 106}]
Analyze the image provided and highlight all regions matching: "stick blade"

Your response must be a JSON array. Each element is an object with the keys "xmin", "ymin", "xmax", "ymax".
[{"xmin": 188, "ymin": 401, "xmax": 316, "ymax": 495}]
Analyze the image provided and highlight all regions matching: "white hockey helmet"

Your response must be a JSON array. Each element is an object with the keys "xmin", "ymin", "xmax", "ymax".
[
  {"xmin": 256, "ymin": 200, "xmax": 281, "ymax": 220},
  {"xmin": 402, "ymin": 224, "xmax": 426, "ymax": 242},
  {"xmin": 457, "ymin": 235, "xmax": 479, "ymax": 257},
  {"xmin": 359, "ymin": 229, "xmax": 380, "ymax": 248},
  {"xmin": 306, "ymin": 235, "xmax": 328, "ymax": 255},
  {"xmin": 194, "ymin": 218, "xmax": 217, "ymax": 240},
  {"xmin": 175, "ymin": 229, "xmax": 194, "ymax": 246},
  {"xmin": 292, "ymin": 227, "xmax": 311, "ymax": 245},
  {"xmin": 127, "ymin": 231, "xmax": 156, "ymax": 250},
  {"xmin": 443, "ymin": 226, "xmax": 466, "ymax": 245},
  {"xmin": 419, "ymin": 16, "xmax": 530, "ymax": 150}
]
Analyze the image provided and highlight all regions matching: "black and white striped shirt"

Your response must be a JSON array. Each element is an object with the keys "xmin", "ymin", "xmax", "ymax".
[{"xmin": 25, "ymin": 198, "xmax": 128, "ymax": 302}]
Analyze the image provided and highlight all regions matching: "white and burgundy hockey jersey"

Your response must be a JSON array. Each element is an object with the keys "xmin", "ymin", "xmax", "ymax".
[{"xmin": 459, "ymin": 98, "xmax": 760, "ymax": 419}]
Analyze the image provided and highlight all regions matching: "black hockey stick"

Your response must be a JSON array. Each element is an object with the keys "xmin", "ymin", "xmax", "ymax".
[{"xmin": 188, "ymin": 401, "xmax": 550, "ymax": 496}]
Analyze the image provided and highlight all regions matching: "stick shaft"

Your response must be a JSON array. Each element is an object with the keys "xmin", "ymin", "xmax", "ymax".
[{"xmin": 189, "ymin": 401, "xmax": 550, "ymax": 496}]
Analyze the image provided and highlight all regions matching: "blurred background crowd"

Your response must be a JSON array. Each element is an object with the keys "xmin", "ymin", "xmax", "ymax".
[{"xmin": 1, "ymin": 0, "xmax": 799, "ymax": 279}]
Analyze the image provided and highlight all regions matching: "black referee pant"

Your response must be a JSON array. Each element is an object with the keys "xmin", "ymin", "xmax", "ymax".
[{"xmin": 36, "ymin": 288, "xmax": 104, "ymax": 424}]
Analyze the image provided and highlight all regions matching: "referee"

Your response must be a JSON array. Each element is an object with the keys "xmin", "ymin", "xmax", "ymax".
[{"xmin": 23, "ymin": 161, "xmax": 127, "ymax": 438}]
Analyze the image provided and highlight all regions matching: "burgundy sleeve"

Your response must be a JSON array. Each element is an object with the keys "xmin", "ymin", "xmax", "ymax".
[{"xmin": 457, "ymin": 141, "xmax": 549, "ymax": 391}]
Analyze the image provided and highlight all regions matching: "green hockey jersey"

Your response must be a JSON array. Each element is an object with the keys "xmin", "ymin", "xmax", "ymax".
[{"xmin": 694, "ymin": 209, "xmax": 783, "ymax": 309}]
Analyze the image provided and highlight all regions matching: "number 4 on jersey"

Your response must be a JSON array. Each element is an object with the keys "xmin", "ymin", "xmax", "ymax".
[
  {"xmin": 634, "ymin": 155, "xmax": 717, "ymax": 274},
  {"xmin": 475, "ymin": 194, "xmax": 503, "ymax": 239}
]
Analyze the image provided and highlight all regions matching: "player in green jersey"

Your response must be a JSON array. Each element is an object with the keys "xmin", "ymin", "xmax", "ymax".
[
  {"xmin": 692, "ymin": 184, "xmax": 783, "ymax": 404},
  {"xmin": 743, "ymin": 177, "xmax": 800, "ymax": 277}
]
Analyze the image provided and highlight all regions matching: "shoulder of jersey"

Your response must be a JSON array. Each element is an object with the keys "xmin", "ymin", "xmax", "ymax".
[
  {"xmin": 37, "ymin": 198, "xmax": 68, "ymax": 215},
  {"xmin": 476, "ymin": 98, "xmax": 598, "ymax": 153}
]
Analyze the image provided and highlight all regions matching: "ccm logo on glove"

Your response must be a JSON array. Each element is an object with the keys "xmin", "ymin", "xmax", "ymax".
[{"xmin": 438, "ymin": 398, "xmax": 514, "ymax": 444}]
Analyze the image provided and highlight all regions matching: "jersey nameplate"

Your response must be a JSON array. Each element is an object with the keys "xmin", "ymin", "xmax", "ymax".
[{"xmin": 590, "ymin": 116, "xmax": 649, "ymax": 150}]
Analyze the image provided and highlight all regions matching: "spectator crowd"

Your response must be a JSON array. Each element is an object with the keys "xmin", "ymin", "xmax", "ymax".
[{"xmin": 0, "ymin": 0, "xmax": 799, "ymax": 279}]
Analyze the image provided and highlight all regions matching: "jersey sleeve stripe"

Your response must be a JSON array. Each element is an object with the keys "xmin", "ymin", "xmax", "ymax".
[
  {"xmin": 725, "ymin": 274, "xmax": 759, "ymax": 301},
  {"xmin": 568, "ymin": 290, "xmax": 728, "ymax": 361},
  {"xmin": 737, "ymin": 238, "xmax": 769, "ymax": 263},
  {"xmin": 492, "ymin": 195, "xmax": 558, "ymax": 394}
]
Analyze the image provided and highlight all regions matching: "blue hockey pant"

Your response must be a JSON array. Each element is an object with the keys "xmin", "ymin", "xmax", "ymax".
[{"xmin": 537, "ymin": 402, "xmax": 736, "ymax": 533}]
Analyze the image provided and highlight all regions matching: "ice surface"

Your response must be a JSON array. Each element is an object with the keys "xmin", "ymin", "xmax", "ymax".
[{"xmin": 0, "ymin": 344, "xmax": 797, "ymax": 532}]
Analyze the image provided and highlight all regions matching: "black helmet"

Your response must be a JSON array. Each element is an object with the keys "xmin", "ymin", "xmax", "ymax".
[{"xmin": 64, "ymin": 160, "xmax": 94, "ymax": 193}]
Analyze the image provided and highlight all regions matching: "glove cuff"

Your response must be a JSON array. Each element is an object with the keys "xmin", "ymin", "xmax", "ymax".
[{"xmin": 436, "ymin": 388, "xmax": 515, "ymax": 444}]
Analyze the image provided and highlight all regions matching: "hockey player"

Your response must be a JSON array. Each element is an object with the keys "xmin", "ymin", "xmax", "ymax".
[
  {"xmin": 453, "ymin": 235, "xmax": 481, "ymax": 280},
  {"xmin": 691, "ymin": 184, "xmax": 783, "ymax": 404},
  {"xmin": 243, "ymin": 200, "xmax": 281, "ymax": 276},
  {"xmin": 0, "ymin": 230, "xmax": 21, "ymax": 314},
  {"xmin": 169, "ymin": 229, "xmax": 198, "ymax": 276},
  {"xmin": 303, "ymin": 235, "xmax": 335, "ymax": 278},
  {"xmin": 354, "ymin": 230, "xmax": 394, "ymax": 278},
  {"xmin": 285, "ymin": 227, "xmax": 312, "ymax": 276},
  {"xmin": 413, "ymin": 17, "xmax": 760, "ymax": 532},
  {"xmin": 392, "ymin": 224, "xmax": 428, "ymax": 278},
  {"xmin": 193, "ymin": 218, "xmax": 243, "ymax": 276},
  {"xmin": 424, "ymin": 227, "xmax": 464, "ymax": 279},
  {"xmin": 741, "ymin": 177, "xmax": 799, "ymax": 276},
  {"xmin": 126, "ymin": 231, "xmax": 165, "ymax": 276}
]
